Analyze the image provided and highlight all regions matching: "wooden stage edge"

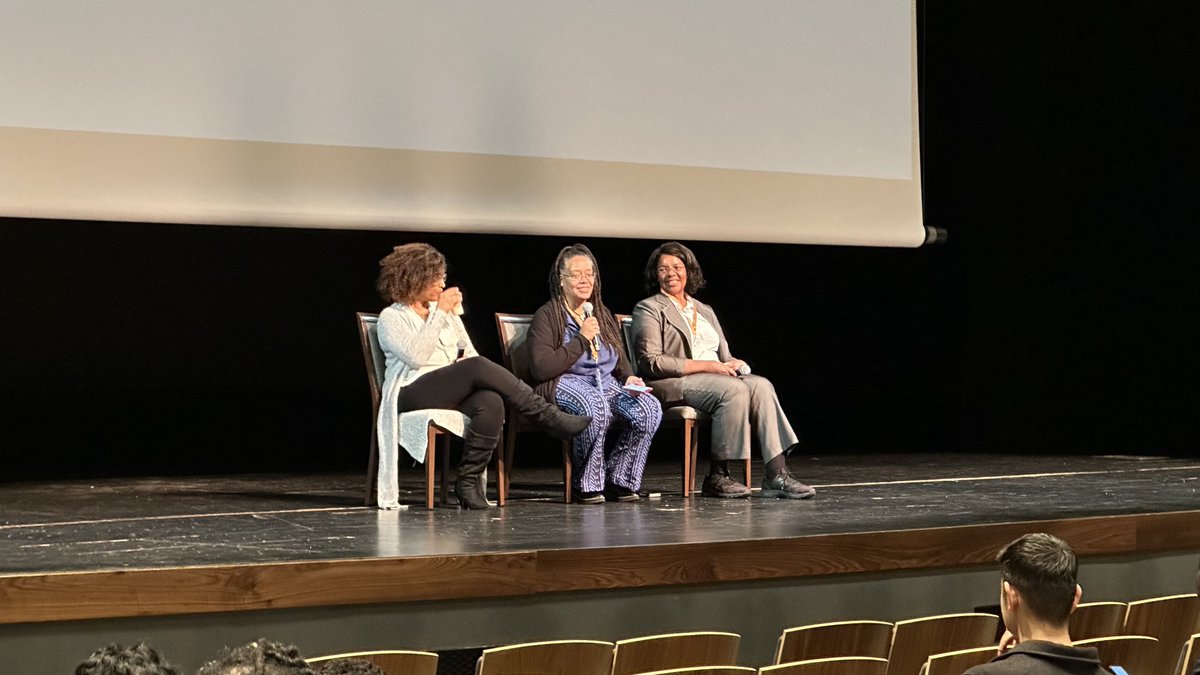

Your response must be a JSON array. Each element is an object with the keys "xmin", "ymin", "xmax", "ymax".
[{"xmin": 2, "ymin": 509, "xmax": 1198, "ymax": 625}]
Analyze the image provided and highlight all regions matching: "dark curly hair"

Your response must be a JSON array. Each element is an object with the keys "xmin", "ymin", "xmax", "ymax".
[
  {"xmin": 547, "ymin": 244, "xmax": 624, "ymax": 357},
  {"xmin": 314, "ymin": 659, "xmax": 387, "ymax": 675},
  {"xmin": 998, "ymin": 533, "xmax": 1079, "ymax": 626},
  {"xmin": 642, "ymin": 241, "xmax": 707, "ymax": 296},
  {"xmin": 376, "ymin": 243, "xmax": 446, "ymax": 304},
  {"xmin": 75, "ymin": 642, "xmax": 178, "ymax": 675},
  {"xmin": 195, "ymin": 639, "xmax": 315, "ymax": 675}
]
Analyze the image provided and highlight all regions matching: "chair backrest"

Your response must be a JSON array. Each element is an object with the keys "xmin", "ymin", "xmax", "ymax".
[
  {"xmin": 476, "ymin": 639, "xmax": 615, "ymax": 675},
  {"xmin": 886, "ymin": 613, "xmax": 998, "ymax": 675},
  {"xmin": 633, "ymin": 662, "xmax": 753, "ymax": 667},
  {"xmin": 357, "ymin": 312, "xmax": 386, "ymax": 406},
  {"xmin": 612, "ymin": 631, "xmax": 741, "ymax": 675},
  {"xmin": 1178, "ymin": 632, "xmax": 1200, "ymax": 675},
  {"xmin": 616, "ymin": 314, "xmax": 636, "ymax": 374},
  {"xmin": 759, "ymin": 657, "xmax": 888, "ymax": 675},
  {"xmin": 1070, "ymin": 601, "xmax": 1127, "ymax": 641},
  {"xmin": 1123, "ymin": 593, "xmax": 1200, "ymax": 675},
  {"xmin": 495, "ymin": 313, "xmax": 535, "ymax": 381},
  {"xmin": 1074, "ymin": 635, "xmax": 1159, "ymax": 675},
  {"xmin": 308, "ymin": 649, "xmax": 438, "ymax": 675},
  {"xmin": 775, "ymin": 621, "xmax": 894, "ymax": 664},
  {"xmin": 921, "ymin": 646, "xmax": 996, "ymax": 675}
]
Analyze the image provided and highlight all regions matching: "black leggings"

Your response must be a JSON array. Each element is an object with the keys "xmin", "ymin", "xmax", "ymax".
[{"xmin": 396, "ymin": 357, "xmax": 514, "ymax": 444}]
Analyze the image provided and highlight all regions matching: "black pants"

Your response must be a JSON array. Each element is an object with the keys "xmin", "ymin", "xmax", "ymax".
[{"xmin": 396, "ymin": 357, "xmax": 512, "ymax": 447}]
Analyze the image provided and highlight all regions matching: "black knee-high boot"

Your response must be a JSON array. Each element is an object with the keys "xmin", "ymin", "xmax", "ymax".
[
  {"xmin": 505, "ymin": 380, "xmax": 591, "ymax": 439},
  {"xmin": 455, "ymin": 431, "xmax": 499, "ymax": 510}
]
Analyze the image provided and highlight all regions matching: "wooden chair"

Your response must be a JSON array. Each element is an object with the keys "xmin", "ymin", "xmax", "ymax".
[
  {"xmin": 922, "ymin": 646, "xmax": 996, "ymax": 675},
  {"xmin": 760, "ymin": 657, "xmax": 888, "ymax": 675},
  {"xmin": 612, "ymin": 631, "xmax": 741, "ymax": 675},
  {"xmin": 308, "ymin": 649, "xmax": 438, "ymax": 675},
  {"xmin": 1177, "ymin": 632, "xmax": 1200, "ymax": 675},
  {"xmin": 494, "ymin": 312, "xmax": 573, "ymax": 503},
  {"xmin": 616, "ymin": 314, "xmax": 750, "ymax": 495},
  {"xmin": 1069, "ymin": 601, "xmax": 1127, "ymax": 641},
  {"xmin": 885, "ymin": 613, "xmax": 998, "ymax": 675},
  {"xmin": 633, "ymin": 662, "xmax": 753, "ymax": 667},
  {"xmin": 1123, "ymin": 594, "xmax": 1200, "ymax": 675},
  {"xmin": 1074, "ymin": 635, "xmax": 1159, "ymax": 675},
  {"xmin": 774, "ymin": 621, "xmax": 893, "ymax": 664},
  {"xmin": 358, "ymin": 312, "xmax": 502, "ymax": 509},
  {"xmin": 475, "ymin": 639, "xmax": 614, "ymax": 675}
]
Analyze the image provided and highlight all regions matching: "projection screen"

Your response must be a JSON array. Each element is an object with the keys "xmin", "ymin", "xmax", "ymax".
[{"xmin": 0, "ymin": 0, "xmax": 924, "ymax": 246}]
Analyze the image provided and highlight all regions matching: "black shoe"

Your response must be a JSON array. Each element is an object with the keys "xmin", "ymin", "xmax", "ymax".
[
  {"xmin": 604, "ymin": 484, "xmax": 640, "ymax": 502},
  {"xmin": 701, "ymin": 470, "xmax": 752, "ymax": 498},
  {"xmin": 573, "ymin": 490, "xmax": 605, "ymax": 505},
  {"xmin": 760, "ymin": 469, "xmax": 816, "ymax": 499}
]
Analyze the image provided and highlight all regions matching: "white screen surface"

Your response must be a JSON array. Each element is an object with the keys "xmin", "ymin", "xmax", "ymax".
[{"xmin": 0, "ymin": 0, "xmax": 923, "ymax": 246}]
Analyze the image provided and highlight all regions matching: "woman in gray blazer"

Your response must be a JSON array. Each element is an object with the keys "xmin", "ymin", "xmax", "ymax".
[{"xmin": 630, "ymin": 241, "xmax": 815, "ymax": 500}]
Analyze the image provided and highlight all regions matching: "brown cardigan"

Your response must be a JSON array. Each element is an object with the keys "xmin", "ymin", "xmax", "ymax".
[{"xmin": 526, "ymin": 299, "xmax": 633, "ymax": 402}]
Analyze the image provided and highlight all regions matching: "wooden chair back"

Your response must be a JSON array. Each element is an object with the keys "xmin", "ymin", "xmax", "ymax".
[
  {"xmin": 775, "ymin": 621, "xmax": 893, "ymax": 664},
  {"xmin": 624, "ymin": 662, "xmax": 753, "ymax": 667},
  {"xmin": 476, "ymin": 639, "xmax": 614, "ymax": 675},
  {"xmin": 1070, "ymin": 601, "xmax": 1127, "ymax": 641},
  {"xmin": 495, "ymin": 313, "xmax": 535, "ymax": 380},
  {"xmin": 493, "ymin": 312, "xmax": 572, "ymax": 502},
  {"xmin": 309, "ymin": 649, "xmax": 438, "ymax": 675},
  {"xmin": 922, "ymin": 646, "xmax": 996, "ymax": 675},
  {"xmin": 1123, "ymin": 594, "xmax": 1200, "ymax": 675},
  {"xmin": 612, "ymin": 631, "xmax": 741, "ymax": 675},
  {"xmin": 357, "ymin": 313, "xmax": 385, "ymax": 505},
  {"xmin": 885, "ymin": 613, "xmax": 998, "ymax": 675},
  {"xmin": 760, "ymin": 657, "xmax": 888, "ymax": 675},
  {"xmin": 617, "ymin": 313, "xmax": 739, "ymax": 495},
  {"xmin": 1074, "ymin": 635, "xmax": 1159, "ymax": 675}
]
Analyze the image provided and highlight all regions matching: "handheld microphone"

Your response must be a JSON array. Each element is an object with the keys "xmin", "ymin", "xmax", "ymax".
[
  {"xmin": 737, "ymin": 364, "xmax": 751, "ymax": 376},
  {"xmin": 456, "ymin": 340, "xmax": 466, "ymax": 361},
  {"xmin": 580, "ymin": 302, "xmax": 602, "ymax": 386}
]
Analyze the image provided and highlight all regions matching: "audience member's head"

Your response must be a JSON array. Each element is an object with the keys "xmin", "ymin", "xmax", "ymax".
[
  {"xmin": 195, "ymin": 639, "xmax": 314, "ymax": 675},
  {"xmin": 313, "ymin": 659, "xmax": 387, "ymax": 675},
  {"xmin": 75, "ymin": 642, "xmax": 177, "ymax": 675},
  {"xmin": 997, "ymin": 533, "xmax": 1081, "ymax": 638}
]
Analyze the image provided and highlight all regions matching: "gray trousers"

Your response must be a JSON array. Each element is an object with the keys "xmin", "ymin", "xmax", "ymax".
[{"xmin": 679, "ymin": 373, "xmax": 799, "ymax": 462}]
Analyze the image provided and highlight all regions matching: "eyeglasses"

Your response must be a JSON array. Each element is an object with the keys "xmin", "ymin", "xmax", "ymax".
[
  {"xmin": 657, "ymin": 265, "xmax": 686, "ymax": 275},
  {"xmin": 561, "ymin": 272, "xmax": 595, "ymax": 282}
]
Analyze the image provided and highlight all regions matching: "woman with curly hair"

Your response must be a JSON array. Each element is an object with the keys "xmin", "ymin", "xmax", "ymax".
[
  {"xmin": 527, "ymin": 244, "xmax": 661, "ymax": 504},
  {"xmin": 631, "ymin": 241, "xmax": 814, "ymax": 500},
  {"xmin": 375, "ymin": 243, "xmax": 590, "ymax": 509}
]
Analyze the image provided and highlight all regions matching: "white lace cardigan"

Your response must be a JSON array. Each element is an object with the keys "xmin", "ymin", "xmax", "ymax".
[{"xmin": 374, "ymin": 302, "xmax": 478, "ymax": 509}]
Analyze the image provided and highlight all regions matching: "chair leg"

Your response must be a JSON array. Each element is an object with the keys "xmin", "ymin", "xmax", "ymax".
[
  {"xmin": 495, "ymin": 429, "xmax": 507, "ymax": 507},
  {"xmin": 681, "ymin": 420, "xmax": 692, "ymax": 497},
  {"xmin": 440, "ymin": 431, "xmax": 451, "ymax": 505},
  {"xmin": 366, "ymin": 414, "xmax": 380, "ymax": 507},
  {"xmin": 561, "ymin": 441, "xmax": 573, "ymax": 504},
  {"xmin": 425, "ymin": 425, "xmax": 437, "ymax": 510},
  {"xmin": 744, "ymin": 457, "xmax": 752, "ymax": 489}
]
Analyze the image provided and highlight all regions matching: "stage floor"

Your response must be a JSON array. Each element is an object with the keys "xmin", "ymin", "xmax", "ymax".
[{"xmin": 2, "ymin": 452, "xmax": 1198, "ymax": 576}]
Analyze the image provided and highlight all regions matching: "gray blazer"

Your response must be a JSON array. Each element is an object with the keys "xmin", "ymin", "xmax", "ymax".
[{"xmin": 630, "ymin": 293, "xmax": 734, "ymax": 405}]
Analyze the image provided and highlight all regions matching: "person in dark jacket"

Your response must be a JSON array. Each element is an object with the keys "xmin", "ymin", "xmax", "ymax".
[
  {"xmin": 965, "ymin": 533, "xmax": 1113, "ymax": 675},
  {"xmin": 528, "ymin": 244, "xmax": 661, "ymax": 504}
]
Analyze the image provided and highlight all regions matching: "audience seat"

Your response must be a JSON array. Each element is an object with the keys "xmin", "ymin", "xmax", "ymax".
[
  {"xmin": 1177, "ymin": 632, "xmax": 1200, "ymax": 675},
  {"xmin": 308, "ymin": 649, "xmax": 438, "ymax": 675},
  {"xmin": 760, "ymin": 657, "xmax": 888, "ymax": 675},
  {"xmin": 774, "ymin": 621, "xmax": 893, "ymax": 665},
  {"xmin": 611, "ymin": 631, "xmax": 741, "ymax": 675},
  {"xmin": 921, "ymin": 646, "xmax": 996, "ymax": 675},
  {"xmin": 475, "ymin": 639, "xmax": 614, "ymax": 675},
  {"xmin": 1074, "ymin": 635, "xmax": 1159, "ymax": 675},
  {"xmin": 1069, "ymin": 601, "xmax": 1127, "ymax": 641},
  {"xmin": 1122, "ymin": 593, "xmax": 1200, "ymax": 675},
  {"xmin": 885, "ymin": 613, "xmax": 998, "ymax": 675}
]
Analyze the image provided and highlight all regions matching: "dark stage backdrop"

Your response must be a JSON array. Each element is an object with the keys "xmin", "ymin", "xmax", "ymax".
[{"xmin": 1, "ymin": 2, "xmax": 1196, "ymax": 479}]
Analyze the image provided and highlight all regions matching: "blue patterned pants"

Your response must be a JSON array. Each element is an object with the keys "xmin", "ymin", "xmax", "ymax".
[{"xmin": 555, "ymin": 374, "xmax": 662, "ymax": 492}]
